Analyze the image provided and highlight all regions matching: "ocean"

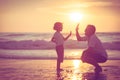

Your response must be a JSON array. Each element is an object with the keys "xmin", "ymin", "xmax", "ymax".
[{"xmin": 0, "ymin": 32, "xmax": 120, "ymax": 60}]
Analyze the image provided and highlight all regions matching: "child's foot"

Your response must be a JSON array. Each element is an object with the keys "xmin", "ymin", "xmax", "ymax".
[{"xmin": 56, "ymin": 68, "xmax": 64, "ymax": 72}]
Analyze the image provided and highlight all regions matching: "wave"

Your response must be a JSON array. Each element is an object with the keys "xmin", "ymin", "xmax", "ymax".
[{"xmin": 0, "ymin": 40, "xmax": 120, "ymax": 50}]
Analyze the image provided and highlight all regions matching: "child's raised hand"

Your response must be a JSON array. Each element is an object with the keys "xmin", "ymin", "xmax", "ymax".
[{"xmin": 76, "ymin": 24, "xmax": 79, "ymax": 31}]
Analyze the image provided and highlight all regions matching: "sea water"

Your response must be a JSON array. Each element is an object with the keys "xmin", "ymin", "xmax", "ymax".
[{"xmin": 0, "ymin": 32, "xmax": 120, "ymax": 59}]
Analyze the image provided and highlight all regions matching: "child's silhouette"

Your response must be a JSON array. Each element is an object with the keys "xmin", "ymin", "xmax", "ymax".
[
  {"xmin": 51, "ymin": 22, "xmax": 72, "ymax": 72},
  {"xmin": 76, "ymin": 24, "xmax": 108, "ymax": 75}
]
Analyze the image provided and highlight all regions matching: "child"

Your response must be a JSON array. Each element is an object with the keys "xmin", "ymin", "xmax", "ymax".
[
  {"xmin": 76, "ymin": 24, "xmax": 108, "ymax": 74},
  {"xmin": 51, "ymin": 22, "xmax": 72, "ymax": 72}
]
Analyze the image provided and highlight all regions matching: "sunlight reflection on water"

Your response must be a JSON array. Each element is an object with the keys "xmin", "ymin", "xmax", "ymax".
[
  {"xmin": 73, "ymin": 60, "xmax": 81, "ymax": 68},
  {"xmin": 57, "ymin": 60, "xmax": 96, "ymax": 80}
]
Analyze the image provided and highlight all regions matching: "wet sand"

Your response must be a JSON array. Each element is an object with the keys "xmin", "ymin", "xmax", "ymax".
[{"xmin": 0, "ymin": 59, "xmax": 120, "ymax": 80}]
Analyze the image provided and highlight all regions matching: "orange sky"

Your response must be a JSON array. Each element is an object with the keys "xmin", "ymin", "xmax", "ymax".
[{"xmin": 0, "ymin": 0, "xmax": 120, "ymax": 33}]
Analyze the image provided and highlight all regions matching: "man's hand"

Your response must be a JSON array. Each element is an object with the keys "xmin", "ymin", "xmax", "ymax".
[{"xmin": 76, "ymin": 24, "xmax": 79, "ymax": 31}]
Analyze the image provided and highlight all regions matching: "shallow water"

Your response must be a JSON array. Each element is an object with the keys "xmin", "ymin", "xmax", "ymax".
[{"xmin": 0, "ymin": 49, "xmax": 120, "ymax": 60}]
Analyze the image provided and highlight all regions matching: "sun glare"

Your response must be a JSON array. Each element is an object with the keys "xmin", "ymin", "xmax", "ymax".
[
  {"xmin": 69, "ymin": 12, "xmax": 83, "ymax": 22},
  {"xmin": 73, "ymin": 60, "xmax": 82, "ymax": 68}
]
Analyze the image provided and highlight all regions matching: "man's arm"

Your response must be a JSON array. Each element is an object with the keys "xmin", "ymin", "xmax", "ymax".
[
  {"xmin": 85, "ymin": 47, "xmax": 94, "ymax": 53},
  {"xmin": 76, "ymin": 24, "xmax": 87, "ymax": 41},
  {"xmin": 76, "ymin": 24, "xmax": 82, "ymax": 41}
]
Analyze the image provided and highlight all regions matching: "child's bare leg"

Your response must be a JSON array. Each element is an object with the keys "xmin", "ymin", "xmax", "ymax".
[{"xmin": 57, "ymin": 59, "xmax": 60, "ymax": 70}]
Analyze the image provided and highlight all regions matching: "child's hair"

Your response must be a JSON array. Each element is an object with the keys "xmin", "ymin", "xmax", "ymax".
[
  {"xmin": 86, "ymin": 24, "xmax": 96, "ymax": 34},
  {"xmin": 53, "ymin": 22, "xmax": 63, "ymax": 30}
]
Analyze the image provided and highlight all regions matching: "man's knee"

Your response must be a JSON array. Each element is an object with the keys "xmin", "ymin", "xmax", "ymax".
[
  {"xmin": 81, "ymin": 51, "xmax": 88, "ymax": 59},
  {"xmin": 81, "ymin": 55, "xmax": 88, "ymax": 63},
  {"xmin": 98, "ymin": 57, "xmax": 107, "ymax": 63}
]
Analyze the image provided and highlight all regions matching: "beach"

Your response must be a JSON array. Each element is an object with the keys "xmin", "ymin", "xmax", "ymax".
[
  {"xmin": 0, "ymin": 59, "xmax": 120, "ymax": 80},
  {"xmin": 0, "ymin": 32, "xmax": 120, "ymax": 80},
  {"xmin": 1, "ymin": 0, "xmax": 120, "ymax": 79}
]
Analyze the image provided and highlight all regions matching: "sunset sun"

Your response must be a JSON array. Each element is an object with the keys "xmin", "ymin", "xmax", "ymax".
[{"xmin": 69, "ymin": 12, "xmax": 83, "ymax": 22}]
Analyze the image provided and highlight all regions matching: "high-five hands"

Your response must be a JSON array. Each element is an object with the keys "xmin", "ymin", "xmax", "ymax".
[{"xmin": 76, "ymin": 24, "xmax": 79, "ymax": 31}]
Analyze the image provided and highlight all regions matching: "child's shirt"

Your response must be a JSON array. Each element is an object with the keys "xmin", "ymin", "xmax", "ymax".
[
  {"xmin": 88, "ymin": 34, "xmax": 108, "ymax": 59},
  {"xmin": 53, "ymin": 31, "xmax": 64, "ymax": 46}
]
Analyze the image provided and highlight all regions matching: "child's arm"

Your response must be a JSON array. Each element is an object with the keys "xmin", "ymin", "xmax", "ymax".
[
  {"xmin": 51, "ymin": 37, "xmax": 55, "ymax": 42},
  {"xmin": 64, "ymin": 31, "xmax": 72, "ymax": 41}
]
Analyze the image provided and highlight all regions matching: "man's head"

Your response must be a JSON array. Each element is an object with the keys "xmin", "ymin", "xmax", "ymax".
[{"xmin": 85, "ymin": 24, "xmax": 96, "ymax": 36}]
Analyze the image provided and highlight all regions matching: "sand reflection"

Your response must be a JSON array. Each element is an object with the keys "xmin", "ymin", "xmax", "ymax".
[
  {"xmin": 73, "ymin": 60, "xmax": 82, "ymax": 68},
  {"xmin": 72, "ymin": 60, "xmax": 83, "ymax": 80},
  {"xmin": 57, "ymin": 60, "xmax": 106, "ymax": 80}
]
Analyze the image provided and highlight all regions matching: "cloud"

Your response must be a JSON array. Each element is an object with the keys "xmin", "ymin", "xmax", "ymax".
[{"xmin": 1, "ymin": 0, "xmax": 120, "ymax": 10}]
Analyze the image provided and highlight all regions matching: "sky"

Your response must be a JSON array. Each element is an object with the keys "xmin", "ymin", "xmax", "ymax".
[{"xmin": 0, "ymin": 0, "xmax": 120, "ymax": 33}]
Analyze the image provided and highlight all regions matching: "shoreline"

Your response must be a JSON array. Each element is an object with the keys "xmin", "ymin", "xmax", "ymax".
[
  {"xmin": 0, "ymin": 57, "xmax": 120, "ymax": 60},
  {"xmin": 0, "ymin": 49, "xmax": 120, "ymax": 60}
]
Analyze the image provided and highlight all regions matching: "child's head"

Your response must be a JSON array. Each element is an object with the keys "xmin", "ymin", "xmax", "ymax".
[
  {"xmin": 85, "ymin": 24, "xmax": 96, "ymax": 36},
  {"xmin": 53, "ymin": 22, "xmax": 63, "ymax": 31}
]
